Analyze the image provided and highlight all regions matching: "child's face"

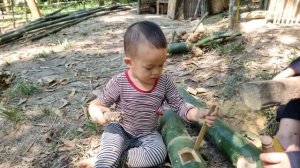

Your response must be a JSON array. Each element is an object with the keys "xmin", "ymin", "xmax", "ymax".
[{"xmin": 126, "ymin": 42, "xmax": 167, "ymax": 85}]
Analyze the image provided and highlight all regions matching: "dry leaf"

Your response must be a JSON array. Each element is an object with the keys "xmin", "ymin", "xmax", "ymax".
[
  {"xmin": 34, "ymin": 123, "xmax": 48, "ymax": 127},
  {"xmin": 60, "ymin": 139, "xmax": 76, "ymax": 148},
  {"xmin": 67, "ymin": 88, "xmax": 76, "ymax": 100},
  {"xmin": 54, "ymin": 108, "xmax": 64, "ymax": 118},
  {"xmin": 59, "ymin": 99, "xmax": 70, "ymax": 109},
  {"xmin": 43, "ymin": 130, "xmax": 55, "ymax": 143},
  {"xmin": 22, "ymin": 157, "xmax": 35, "ymax": 162},
  {"xmin": 79, "ymin": 137, "xmax": 91, "ymax": 145},
  {"xmin": 187, "ymin": 87, "xmax": 198, "ymax": 95},
  {"xmin": 196, "ymin": 87, "xmax": 208, "ymax": 93},
  {"xmin": 18, "ymin": 98, "xmax": 28, "ymax": 105},
  {"xmin": 81, "ymin": 105, "xmax": 88, "ymax": 119},
  {"xmin": 77, "ymin": 127, "xmax": 84, "ymax": 133}
]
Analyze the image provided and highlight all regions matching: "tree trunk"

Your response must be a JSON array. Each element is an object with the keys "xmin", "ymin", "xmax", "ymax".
[
  {"xmin": 26, "ymin": 0, "xmax": 42, "ymax": 19},
  {"xmin": 99, "ymin": 0, "xmax": 104, "ymax": 6},
  {"xmin": 177, "ymin": 87, "xmax": 263, "ymax": 168},
  {"xmin": 159, "ymin": 110, "xmax": 207, "ymax": 168},
  {"xmin": 229, "ymin": 0, "xmax": 240, "ymax": 32},
  {"xmin": 3, "ymin": 0, "xmax": 11, "ymax": 12}
]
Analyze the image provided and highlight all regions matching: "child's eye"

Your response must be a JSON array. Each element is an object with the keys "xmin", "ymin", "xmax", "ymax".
[{"xmin": 145, "ymin": 67, "xmax": 153, "ymax": 70}]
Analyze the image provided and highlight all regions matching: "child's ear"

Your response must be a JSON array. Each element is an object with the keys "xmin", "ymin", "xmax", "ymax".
[{"xmin": 124, "ymin": 57, "xmax": 132, "ymax": 67}]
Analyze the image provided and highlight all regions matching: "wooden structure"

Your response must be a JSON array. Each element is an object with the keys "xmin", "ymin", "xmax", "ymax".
[
  {"xmin": 241, "ymin": 77, "xmax": 300, "ymax": 110},
  {"xmin": 267, "ymin": 0, "xmax": 300, "ymax": 25},
  {"xmin": 137, "ymin": 0, "xmax": 156, "ymax": 14},
  {"xmin": 156, "ymin": 0, "xmax": 168, "ymax": 15}
]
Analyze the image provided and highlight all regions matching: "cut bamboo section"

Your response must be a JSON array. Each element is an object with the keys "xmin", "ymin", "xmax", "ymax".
[
  {"xmin": 177, "ymin": 87, "xmax": 263, "ymax": 168},
  {"xmin": 160, "ymin": 110, "xmax": 207, "ymax": 168}
]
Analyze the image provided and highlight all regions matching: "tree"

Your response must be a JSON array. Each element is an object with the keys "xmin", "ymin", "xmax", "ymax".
[
  {"xmin": 229, "ymin": 0, "xmax": 240, "ymax": 32},
  {"xmin": 26, "ymin": 0, "xmax": 42, "ymax": 19}
]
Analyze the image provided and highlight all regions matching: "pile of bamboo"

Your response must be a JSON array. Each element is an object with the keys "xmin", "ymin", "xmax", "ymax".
[{"xmin": 0, "ymin": 5, "xmax": 130, "ymax": 45}]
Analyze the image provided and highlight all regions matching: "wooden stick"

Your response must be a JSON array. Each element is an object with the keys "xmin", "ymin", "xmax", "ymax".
[
  {"xmin": 193, "ymin": 0, "xmax": 201, "ymax": 19},
  {"xmin": 194, "ymin": 105, "xmax": 216, "ymax": 150},
  {"xmin": 192, "ymin": 12, "xmax": 208, "ymax": 33}
]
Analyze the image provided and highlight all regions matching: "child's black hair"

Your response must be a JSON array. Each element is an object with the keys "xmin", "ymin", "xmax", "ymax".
[{"xmin": 124, "ymin": 21, "xmax": 167, "ymax": 56}]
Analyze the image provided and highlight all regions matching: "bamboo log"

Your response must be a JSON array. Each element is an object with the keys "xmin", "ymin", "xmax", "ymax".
[
  {"xmin": 29, "ymin": 9, "xmax": 120, "ymax": 41},
  {"xmin": 177, "ymin": 87, "xmax": 263, "ymax": 168},
  {"xmin": 0, "ymin": 5, "xmax": 125, "ymax": 45},
  {"xmin": 44, "ymin": 3, "xmax": 77, "ymax": 17},
  {"xmin": 240, "ymin": 77, "xmax": 300, "ymax": 110},
  {"xmin": 160, "ymin": 110, "xmax": 207, "ymax": 168},
  {"xmin": 167, "ymin": 32, "xmax": 241, "ymax": 54}
]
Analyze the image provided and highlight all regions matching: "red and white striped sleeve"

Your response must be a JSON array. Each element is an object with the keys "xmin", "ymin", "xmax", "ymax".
[
  {"xmin": 164, "ymin": 75, "xmax": 194, "ymax": 122},
  {"xmin": 98, "ymin": 74, "xmax": 121, "ymax": 107}
]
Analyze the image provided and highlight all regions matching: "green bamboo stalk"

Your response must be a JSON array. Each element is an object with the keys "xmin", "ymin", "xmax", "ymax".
[
  {"xmin": 160, "ymin": 110, "xmax": 207, "ymax": 168},
  {"xmin": 176, "ymin": 87, "xmax": 263, "ymax": 168}
]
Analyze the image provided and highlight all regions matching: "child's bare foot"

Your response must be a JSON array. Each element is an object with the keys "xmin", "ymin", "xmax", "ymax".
[{"xmin": 77, "ymin": 157, "xmax": 96, "ymax": 168}]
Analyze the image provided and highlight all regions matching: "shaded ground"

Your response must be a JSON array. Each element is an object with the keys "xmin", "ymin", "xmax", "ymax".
[{"xmin": 0, "ymin": 6, "xmax": 300, "ymax": 168}]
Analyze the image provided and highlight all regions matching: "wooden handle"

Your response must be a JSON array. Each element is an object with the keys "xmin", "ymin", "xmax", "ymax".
[{"xmin": 194, "ymin": 105, "xmax": 216, "ymax": 150}]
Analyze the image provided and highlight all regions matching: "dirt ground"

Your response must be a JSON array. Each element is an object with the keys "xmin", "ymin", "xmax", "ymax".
[{"xmin": 0, "ymin": 6, "xmax": 300, "ymax": 168}]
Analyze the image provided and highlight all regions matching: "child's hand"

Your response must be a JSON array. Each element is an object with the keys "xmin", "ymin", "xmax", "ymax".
[
  {"xmin": 103, "ymin": 112, "xmax": 123, "ymax": 123},
  {"xmin": 198, "ymin": 107, "xmax": 218, "ymax": 127}
]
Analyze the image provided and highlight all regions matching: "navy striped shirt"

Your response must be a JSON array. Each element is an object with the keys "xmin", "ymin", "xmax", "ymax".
[{"xmin": 98, "ymin": 71, "xmax": 194, "ymax": 135}]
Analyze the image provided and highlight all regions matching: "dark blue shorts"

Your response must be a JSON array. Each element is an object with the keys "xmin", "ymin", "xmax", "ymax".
[{"xmin": 276, "ymin": 99, "xmax": 300, "ymax": 121}]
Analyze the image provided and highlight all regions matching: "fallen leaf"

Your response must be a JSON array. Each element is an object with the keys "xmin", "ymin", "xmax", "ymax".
[
  {"xmin": 18, "ymin": 98, "xmax": 28, "ymax": 105},
  {"xmin": 54, "ymin": 108, "xmax": 64, "ymax": 118},
  {"xmin": 196, "ymin": 87, "xmax": 208, "ymax": 93},
  {"xmin": 77, "ymin": 127, "xmax": 84, "ymax": 133},
  {"xmin": 34, "ymin": 123, "xmax": 48, "ymax": 127},
  {"xmin": 60, "ymin": 139, "xmax": 76, "ymax": 148},
  {"xmin": 67, "ymin": 88, "xmax": 76, "ymax": 100},
  {"xmin": 22, "ymin": 157, "xmax": 35, "ymax": 162},
  {"xmin": 79, "ymin": 138, "xmax": 91, "ymax": 145},
  {"xmin": 81, "ymin": 105, "xmax": 88, "ymax": 119},
  {"xmin": 187, "ymin": 87, "xmax": 198, "ymax": 95},
  {"xmin": 43, "ymin": 130, "xmax": 55, "ymax": 143},
  {"xmin": 59, "ymin": 99, "xmax": 70, "ymax": 109}
]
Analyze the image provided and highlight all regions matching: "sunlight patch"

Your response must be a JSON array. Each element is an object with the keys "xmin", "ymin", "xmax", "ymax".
[{"xmin": 277, "ymin": 35, "xmax": 297, "ymax": 45}]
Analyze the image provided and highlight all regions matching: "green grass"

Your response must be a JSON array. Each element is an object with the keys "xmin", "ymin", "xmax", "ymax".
[
  {"xmin": 262, "ymin": 108, "xmax": 279, "ymax": 136},
  {"xmin": 220, "ymin": 73, "xmax": 249, "ymax": 99},
  {"xmin": 287, "ymin": 49, "xmax": 298, "ymax": 63},
  {"xmin": 58, "ymin": 39, "xmax": 75, "ymax": 50},
  {"xmin": 40, "ymin": 106, "xmax": 53, "ymax": 116},
  {"xmin": 3, "ymin": 81, "xmax": 40, "ymax": 100},
  {"xmin": 257, "ymin": 71, "xmax": 275, "ymax": 80},
  {"xmin": 85, "ymin": 119, "xmax": 102, "ymax": 134},
  {"xmin": 0, "ymin": 106, "xmax": 26, "ymax": 127},
  {"xmin": 34, "ymin": 50, "xmax": 55, "ymax": 59},
  {"xmin": 210, "ymin": 42, "xmax": 245, "ymax": 55}
]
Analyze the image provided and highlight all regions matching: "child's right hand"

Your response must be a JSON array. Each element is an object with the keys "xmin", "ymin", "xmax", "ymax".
[{"xmin": 103, "ymin": 112, "xmax": 123, "ymax": 123}]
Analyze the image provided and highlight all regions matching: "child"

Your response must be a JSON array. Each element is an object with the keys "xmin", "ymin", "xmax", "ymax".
[{"xmin": 78, "ymin": 21, "xmax": 217, "ymax": 168}]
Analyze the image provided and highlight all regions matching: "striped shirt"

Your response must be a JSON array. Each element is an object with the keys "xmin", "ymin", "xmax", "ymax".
[{"xmin": 98, "ymin": 71, "xmax": 194, "ymax": 135}]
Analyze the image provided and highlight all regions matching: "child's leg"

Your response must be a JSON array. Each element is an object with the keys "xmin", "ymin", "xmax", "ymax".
[
  {"xmin": 95, "ymin": 123, "xmax": 129, "ymax": 168},
  {"xmin": 122, "ymin": 131, "xmax": 167, "ymax": 167}
]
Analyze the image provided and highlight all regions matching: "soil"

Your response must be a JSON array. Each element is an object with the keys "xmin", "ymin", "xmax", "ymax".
[{"xmin": 0, "ymin": 6, "xmax": 299, "ymax": 168}]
